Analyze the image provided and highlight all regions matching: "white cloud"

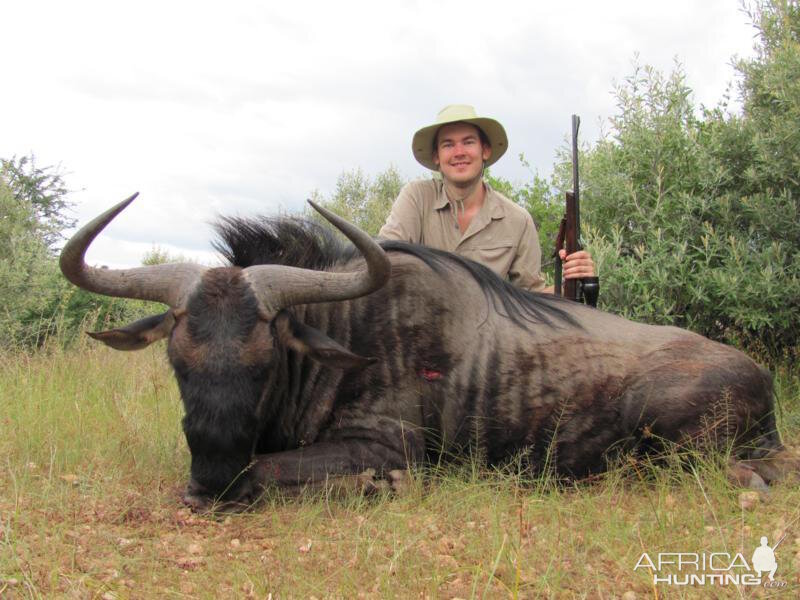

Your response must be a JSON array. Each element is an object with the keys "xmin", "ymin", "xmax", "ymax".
[{"xmin": 2, "ymin": 0, "xmax": 757, "ymax": 267}]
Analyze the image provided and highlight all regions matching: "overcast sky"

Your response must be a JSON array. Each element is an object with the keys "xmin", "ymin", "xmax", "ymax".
[{"xmin": 2, "ymin": 1, "xmax": 758, "ymax": 267}]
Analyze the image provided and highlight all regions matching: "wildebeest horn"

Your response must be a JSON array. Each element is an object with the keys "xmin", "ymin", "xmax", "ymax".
[
  {"xmin": 59, "ymin": 193, "xmax": 207, "ymax": 307},
  {"xmin": 242, "ymin": 200, "xmax": 391, "ymax": 311}
]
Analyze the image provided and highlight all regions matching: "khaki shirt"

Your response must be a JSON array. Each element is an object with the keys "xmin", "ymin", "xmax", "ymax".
[{"xmin": 378, "ymin": 179, "xmax": 545, "ymax": 292}]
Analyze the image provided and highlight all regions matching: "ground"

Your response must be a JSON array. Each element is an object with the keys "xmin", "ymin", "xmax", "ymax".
[{"xmin": 2, "ymin": 344, "xmax": 799, "ymax": 598}]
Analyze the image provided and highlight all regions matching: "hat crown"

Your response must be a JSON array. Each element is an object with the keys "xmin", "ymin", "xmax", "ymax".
[{"xmin": 435, "ymin": 104, "xmax": 480, "ymax": 124}]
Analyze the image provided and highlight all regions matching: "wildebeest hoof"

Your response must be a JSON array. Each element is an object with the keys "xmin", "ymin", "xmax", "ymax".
[
  {"xmin": 182, "ymin": 490, "xmax": 258, "ymax": 514},
  {"xmin": 182, "ymin": 478, "xmax": 260, "ymax": 514},
  {"xmin": 182, "ymin": 489, "xmax": 213, "ymax": 512},
  {"xmin": 735, "ymin": 448, "xmax": 800, "ymax": 487},
  {"xmin": 728, "ymin": 460, "xmax": 769, "ymax": 491},
  {"xmin": 387, "ymin": 469, "xmax": 411, "ymax": 495},
  {"xmin": 353, "ymin": 468, "xmax": 411, "ymax": 495},
  {"xmin": 356, "ymin": 468, "xmax": 390, "ymax": 493}
]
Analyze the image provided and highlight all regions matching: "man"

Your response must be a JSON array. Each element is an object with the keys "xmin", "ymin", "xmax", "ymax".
[{"xmin": 379, "ymin": 104, "xmax": 594, "ymax": 292}]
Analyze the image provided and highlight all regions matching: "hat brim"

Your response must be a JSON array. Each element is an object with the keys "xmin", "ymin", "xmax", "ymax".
[{"xmin": 412, "ymin": 117, "xmax": 508, "ymax": 171}]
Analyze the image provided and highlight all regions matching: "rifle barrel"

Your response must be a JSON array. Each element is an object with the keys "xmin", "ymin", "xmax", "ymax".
[{"xmin": 571, "ymin": 114, "xmax": 580, "ymax": 248}]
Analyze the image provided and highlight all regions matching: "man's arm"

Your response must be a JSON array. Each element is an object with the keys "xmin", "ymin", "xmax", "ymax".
[
  {"xmin": 378, "ymin": 183, "xmax": 424, "ymax": 243},
  {"xmin": 508, "ymin": 212, "xmax": 546, "ymax": 292}
]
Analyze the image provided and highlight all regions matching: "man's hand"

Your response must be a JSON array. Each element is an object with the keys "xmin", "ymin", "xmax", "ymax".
[{"xmin": 558, "ymin": 249, "xmax": 595, "ymax": 279}]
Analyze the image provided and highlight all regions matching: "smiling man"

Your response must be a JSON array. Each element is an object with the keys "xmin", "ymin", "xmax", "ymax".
[{"xmin": 379, "ymin": 104, "xmax": 594, "ymax": 293}]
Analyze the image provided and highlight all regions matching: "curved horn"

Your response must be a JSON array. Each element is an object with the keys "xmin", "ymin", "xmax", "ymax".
[
  {"xmin": 59, "ymin": 193, "xmax": 207, "ymax": 307},
  {"xmin": 242, "ymin": 200, "xmax": 391, "ymax": 312}
]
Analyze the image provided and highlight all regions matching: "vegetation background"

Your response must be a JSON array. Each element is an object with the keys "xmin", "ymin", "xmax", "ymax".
[{"xmin": 2, "ymin": 1, "xmax": 800, "ymax": 597}]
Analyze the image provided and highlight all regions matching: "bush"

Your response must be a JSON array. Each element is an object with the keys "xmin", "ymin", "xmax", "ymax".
[
  {"xmin": 0, "ymin": 165, "xmax": 161, "ymax": 350},
  {"xmin": 578, "ymin": 8, "xmax": 800, "ymax": 358}
]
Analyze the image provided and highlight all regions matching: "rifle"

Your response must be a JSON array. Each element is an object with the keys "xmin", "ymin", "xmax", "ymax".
[{"xmin": 554, "ymin": 114, "xmax": 599, "ymax": 306}]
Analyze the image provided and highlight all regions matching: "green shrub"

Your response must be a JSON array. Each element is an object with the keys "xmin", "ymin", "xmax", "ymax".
[{"xmin": 574, "ymin": 1, "xmax": 800, "ymax": 360}]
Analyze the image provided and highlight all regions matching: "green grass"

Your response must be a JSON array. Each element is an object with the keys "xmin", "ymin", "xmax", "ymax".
[{"xmin": 1, "ymin": 344, "xmax": 799, "ymax": 598}]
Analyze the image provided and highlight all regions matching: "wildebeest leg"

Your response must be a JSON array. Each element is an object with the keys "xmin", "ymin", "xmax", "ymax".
[
  {"xmin": 253, "ymin": 440, "xmax": 411, "ymax": 486},
  {"xmin": 183, "ymin": 440, "xmax": 412, "ymax": 511},
  {"xmin": 272, "ymin": 468, "xmax": 411, "ymax": 497},
  {"xmin": 620, "ymin": 353, "xmax": 777, "ymax": 454},
  {"xmin": 736, "ymin": 448, "xmax": 800, "ymax": 486}
]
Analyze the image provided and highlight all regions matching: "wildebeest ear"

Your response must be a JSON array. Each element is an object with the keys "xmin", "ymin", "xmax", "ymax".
[
  {"xmin": 273, "ymin": 311, "xmax": 377, "ymax": 370},
  {"xmin": 88, "ymin": 310, "xmax": 178, "ymax": 351}
]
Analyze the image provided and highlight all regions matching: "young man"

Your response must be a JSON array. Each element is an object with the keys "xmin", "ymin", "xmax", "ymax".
[{"xmin": 378, "ymin": 104, "xmax": 594, "ymax": 293}]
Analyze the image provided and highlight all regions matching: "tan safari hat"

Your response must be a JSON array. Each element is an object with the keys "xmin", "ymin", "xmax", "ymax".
[{"xmin": 412, "ymin": 104, "xmax": 508, "ymax": 171}]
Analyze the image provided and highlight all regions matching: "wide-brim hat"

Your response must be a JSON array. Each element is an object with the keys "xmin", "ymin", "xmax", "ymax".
[{"xmin": 412, "ymin": 104, "xmax": 508, "ymax": 171}]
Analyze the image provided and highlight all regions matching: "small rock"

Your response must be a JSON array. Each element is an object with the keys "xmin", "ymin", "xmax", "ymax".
[
  {"xmin": 704, "ymin": 526, "xmax": 715, "ymax": 533},
  {"xmin": 187, "ymin": 543, "xmax": 203, "ymax": 555},
  {"xmin": 436, "ymin": 554, "xmax": 459, "ymax": 569},
  {"xmin": 179, "ymin": 581, "xmax": 195, "ymax": 594},
  {"xmin": 230, "ymin": 538, "xmax": 241, "ymax": 548},
  {"xmin": 621, "ymin": 592, "xmax": 637, "ymax": 600},
  {"xmin": 60, "ymin": 474, "xmax": 80, "ymax": 485},
  {"xmin": 117, "ymin": 537, "xmax": 133, "ymax": 547},
  {"xmin": 298, "ymin": 540, "xmax": 312, "ymax": 553},
  {"xmin": 102, "ymin": 593, "xmax": 116, "ymax": 600},
  {"xmin": 176, "ymin": 556, "xmax": 204, "ymax": 570},
  {"xmin": 5, "ymin": 578, "xmax": 19, "ymax": 586},
  {"xmin": 739, "ymin": 491, "xmax": 761, "ymax": 510}
]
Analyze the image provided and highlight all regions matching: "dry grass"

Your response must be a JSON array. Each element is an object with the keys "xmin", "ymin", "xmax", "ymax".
[{"xmin": 2, "ymin": 343, "xmax": 800, "ymax": 598}]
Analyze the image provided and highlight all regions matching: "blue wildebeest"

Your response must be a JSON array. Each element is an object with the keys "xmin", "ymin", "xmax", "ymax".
[{"xmin": 60, "ymin": 194, "xmax": 796, "ymax": 509}]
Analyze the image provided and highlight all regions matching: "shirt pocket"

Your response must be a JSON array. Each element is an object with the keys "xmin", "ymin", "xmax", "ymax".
[{"xmin": 463, "ymin": 239, "xmax": 515, "ymax": 275}]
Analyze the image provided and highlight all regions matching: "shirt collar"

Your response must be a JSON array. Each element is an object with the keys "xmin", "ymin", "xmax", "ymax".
[{"xmin": 433, "ymin": 178, "xmax": 507, "ymax": 220}]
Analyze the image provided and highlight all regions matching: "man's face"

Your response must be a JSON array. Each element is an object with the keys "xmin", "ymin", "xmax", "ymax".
[{"xmin": 432, "ymin": 122, "xmax": 491, "ymax": 185}]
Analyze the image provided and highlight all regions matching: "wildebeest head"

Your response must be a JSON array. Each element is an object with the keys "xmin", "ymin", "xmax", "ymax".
[{"xmin": 59, "ymin": 193, "xmax": 390, "ymax": 500}]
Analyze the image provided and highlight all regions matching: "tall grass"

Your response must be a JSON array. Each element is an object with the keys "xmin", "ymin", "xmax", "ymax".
[{"xmin": 1, "ymin": 343, "xmax": 799, "ymax": 598}]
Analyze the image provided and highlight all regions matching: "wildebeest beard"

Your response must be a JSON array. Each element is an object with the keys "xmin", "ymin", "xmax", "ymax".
[{"xmin": 59, "ymin": 194, "xmax": 798, "ymax": 511}]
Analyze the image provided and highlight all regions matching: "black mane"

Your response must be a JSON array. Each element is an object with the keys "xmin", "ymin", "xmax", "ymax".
[
  {"xmin": 213, "ymin": 215, "xmax": 577, "ymax": 328},
  {"xmin": 213, "ymin": 216, "xmax": 347, "ymax": 271}
]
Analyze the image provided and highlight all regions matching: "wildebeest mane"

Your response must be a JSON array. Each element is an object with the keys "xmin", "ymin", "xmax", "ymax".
[
  {"xmin": 213, "ymin": 215, "xmax": 576, "ymax": 328},
  {"xmin": 213, "ymin": 216, "xmax": 347, "ymax": 271},
  {"xmin": 378, "ymin": 241, "xmax": 577, "ymax": 328}
]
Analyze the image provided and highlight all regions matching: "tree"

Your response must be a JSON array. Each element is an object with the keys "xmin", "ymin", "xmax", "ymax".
[
  {"xmin": 0, "ymin": 178, "xmax": 58, "ymax": 345},
  {"xmin": 141, "ymin": 245, "xmax": 192, "ymax": 265},
  {"xmin": 0, "ymin": 155, "xmax": 151, "ymax": 348},
  {"xmin": 309, "ymin": 165, "xmax": 405, "ymax": 236},
  {"xmin": 0, "ymin": 154, "xmax": 74, "ymax": 248}
]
